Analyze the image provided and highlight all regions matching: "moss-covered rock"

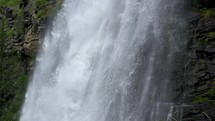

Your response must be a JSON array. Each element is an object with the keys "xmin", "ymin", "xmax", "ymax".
[
  {"xmin": 178, "ymin": 0, "xmax": 215, "ymax": 120},
  {"xmin": 200, "ymin": 8, "xmax": 215, "ymax": 18},
  {"xmin": 0, "ymin": 0, "xmax": 63, "ymax": 121}
]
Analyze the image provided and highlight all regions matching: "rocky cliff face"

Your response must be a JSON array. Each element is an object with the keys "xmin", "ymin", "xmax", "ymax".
[
  {"xmin": 1, "ymin": 0, "xmax": 63, "ymax": 73},
  {"xmin": 179, "ymin": 0, "xmax": 215, "ymax": 120},
  {"xmin": 0, "ymin": 0, "xmax": 63, "ymax": 121},
  {"xmin": 0, "ymin": 0, "xmax": 214, "ymax": 121}
]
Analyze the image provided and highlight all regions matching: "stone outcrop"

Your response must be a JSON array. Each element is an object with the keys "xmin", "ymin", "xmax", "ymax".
[
  {"xmin": 178, "ymin": 0, "xmax": 215, "ymax": 120},
  {"xmin": 1, "ymin": 0, "xmax": 63, "ymax": 73},
  {"xmin": 0, "ymin": 1, "xmax": 63, "ymax": 121}
]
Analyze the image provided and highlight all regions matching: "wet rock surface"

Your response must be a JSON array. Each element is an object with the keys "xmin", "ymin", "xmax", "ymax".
[{"xmin": 178, "ymin": 0, "xmax": 215, "ymax": 120}]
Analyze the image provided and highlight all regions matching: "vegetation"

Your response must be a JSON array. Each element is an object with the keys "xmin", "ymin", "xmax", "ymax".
[
  {"xmin": 200, "ymin": 8, "xmax": 215, "ymax": 18},
  {"xmin": 31, "ymin": 0, "xmax": 63, "ymax": 19},
  {"xmin": 0, "ymin": 0, "xmax": 20, "ymax": 8},
  {"xmin": 0, "ymin": 0, "xmax": 63, "ymax": 121},
  {"xmin": 208, "ymin": 32, "xmax": 215, "ymax": 38},
  {"xmin": 193, "ymin": 96, "xmax": 211, "ymax": 104},
  {"xmin": 190, "ymin": 0, "xmax": 215, "ymax": 111},
  {"xmin": 0, "ymin": 15, "xmax": 28, "ymax": 121},
  {"xmin": 192, "ymin": 78, "xmax": 215, "ymax": 104}
]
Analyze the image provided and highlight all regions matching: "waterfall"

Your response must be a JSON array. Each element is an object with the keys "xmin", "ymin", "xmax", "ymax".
[{"xmin": 20, "ymin": 0, "xmax": 186, "ymax": 121}]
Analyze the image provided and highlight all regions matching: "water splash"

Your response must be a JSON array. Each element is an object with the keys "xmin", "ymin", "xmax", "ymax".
[{"xmin": 20, "ymin": 0, "xmax": 186, "ymax": 121}]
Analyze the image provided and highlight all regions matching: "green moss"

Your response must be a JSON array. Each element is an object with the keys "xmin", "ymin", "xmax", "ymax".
[
  {"xmin": 193, "ymin": 78, "xmax": 215, "ymax": 104},
  {"xmin": 0, "ymin": 61, "xmax": 28, "ymax": 121},
  {"xmin": 208, "ymin": 32, "xmax": 215, "ymax": 38},
  {"xmin": 193, "ymin": 96, "xmax": 211, "ymax": 104},
  {"xmin": 212, "ymin": 80, "xmax": 215, "ymax": 85},
  {"xmin": 197, "ymin": 32, "xmax": 215, "ymax": 43},
  {"xmin": 0, "ymin": 7, "xmax": 26, "ymax": 121},
  {"xmin": 208, "ymin": 80, "xmax": 215, "ymax": 96},
  {"xmin": 208, "ymin": 88, "xmax": 215, "ymax": 96},
  {"xmin": 0, "ymin": 1, "xmax": 64, "ymax": 121},
  {"xmin": 35, "ymin": 0, "xmax": 63, "ymax": 19},
  {"xmin": 0, "ymin": 20, "xmax": 7, "ymax": 52},
  {"xmin": 0, "ymin": 0, "xmax": 20, "ymax": 8},
  {"xmin": 13, "ymin": 9, "xmax": 24, "ymax": 36},
  {"xmin": 0, "ymin": 53, "xmax": 29, "ymax": 121},
  {"xmin": 35, "ymin": 0, "xmax": 49, "ymax": 6},
  {"xmin": 199, "ymin": 59, "xmax": 206, "ymax": 65},
  {"xmin": 201, "ymin": 8, "xmax": 215, "ymax": 18},
  {"xmin": 36, "ymin": 5, "xmax": 53, "ymax": 18},
  {"xmin": 197, "ymin": 36, "xmax": 208, "ymax": 43},
  {"xmin": 6, "ymin": 29, "xmax": 13, "ymax": 38}
]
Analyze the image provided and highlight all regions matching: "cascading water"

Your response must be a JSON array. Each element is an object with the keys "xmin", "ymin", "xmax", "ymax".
[{"xmin": 20, "ymin": 0, "xmax": 187, "ymax": 121}]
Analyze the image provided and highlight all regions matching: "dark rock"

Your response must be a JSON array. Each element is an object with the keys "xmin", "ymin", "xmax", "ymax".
[
  {"xmin": 177, "ymin": 1, "xmax": 215, "ymax": 120},
  {"xmin": 4, "ymin": 8, "xmax": 13, "ymax": 18},
  {"xmin": 49, "ymin": 0, "xmax": 56, "ymax": 4},
  {"xmin": 198, "ymin": 0, "xmax": 215, "ymax": 8},
  {"xmin": 20, "ymin": 0, "xmax": 28, "ymax": 9}
]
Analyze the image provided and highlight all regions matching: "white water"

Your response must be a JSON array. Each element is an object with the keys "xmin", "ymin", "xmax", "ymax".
[{"xmin": 20, "ymin": 0, "xmax": 186, "ymax": 121}]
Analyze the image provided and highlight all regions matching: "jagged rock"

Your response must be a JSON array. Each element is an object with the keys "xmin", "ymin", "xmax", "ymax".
[
  {"xmin": 177, "ymin": 1, "xmax": 215, "ymax": 120},
  {"xmin": 23, "ymin": 27, "xmax": 40, "ymax": 57},
  {"xmin": 4, "ymin": 8, "xmax": 13, "ymax": 18},
  {"xmin": 49, "ymin": 0, "xmax": 56, "ymax": 4},
  {"xmin": 20, "ymin": 0, "xmax": 28, "ymax": 9}
]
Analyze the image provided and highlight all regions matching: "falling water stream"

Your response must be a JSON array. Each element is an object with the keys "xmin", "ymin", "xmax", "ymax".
[{"xmin": 20, "ymin": 0, "xmax": 187, "ymax": 121}]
